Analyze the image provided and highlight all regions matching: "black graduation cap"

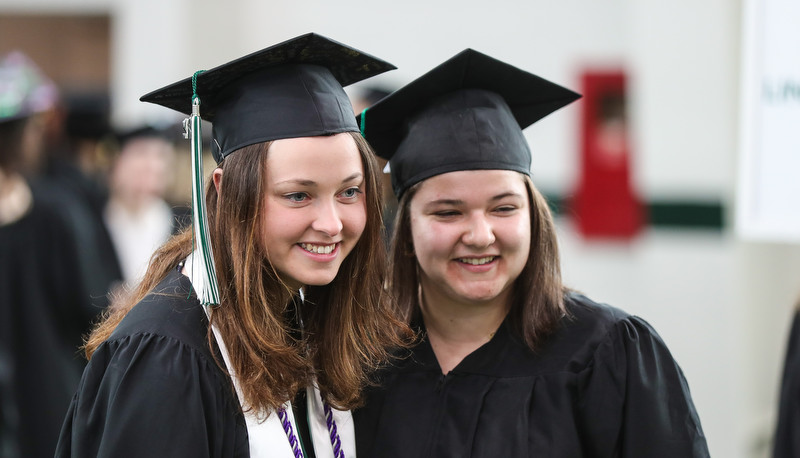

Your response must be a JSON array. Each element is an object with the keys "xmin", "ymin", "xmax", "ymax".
[
  {"xmin": 140, "ymin": 33, "xmax": 396, "ymax": 162},
  {"xmin": 359, "ymin": 49, "xmax": 580, "ymax": 198},
  {"xmin": 114, "ymin": 124, "xmax": 172, "ymax": 147}
]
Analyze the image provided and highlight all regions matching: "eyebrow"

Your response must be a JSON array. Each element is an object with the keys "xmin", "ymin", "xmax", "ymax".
[
  {"xmin": 426, "ymin": 198, "xmax": 465, "ymax": 207},
  {"xmin": 425, "ymin": 192, "xmax": 524, "ymax": 207},
  {"xmin": 490, "ymin": 192, "xmax": 524, "ymax": 201},
  {"xmin": 276, "ymin": 172, "xmax": 363, "ymax": 187}
]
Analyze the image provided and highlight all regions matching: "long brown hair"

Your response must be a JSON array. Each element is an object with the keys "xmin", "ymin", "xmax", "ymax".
[
  {"xmin": 85, "ymin": 131, "xmax": 409, "ymax": 411},
  {"xmin": 388, "ymin": 173, "xmax": 566, "ymax": 352}
]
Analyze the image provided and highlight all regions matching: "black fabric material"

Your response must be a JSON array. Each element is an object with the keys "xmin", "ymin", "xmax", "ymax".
[
  {"xmin": 287, "ymin": 294, "xmax": 316, "ymax": 458},
  {"xmin": 354, "ymin": 293, "xmax": 709, "ymax": 457},
  {"xmin": 207, "ymin": 64, "xmax": 359, "ymax": 161},
  {"xmin": 774, "ymin": 309, "xmax": 800, "ymax": 458},
  {"xmin": 139, "ymin": 33, "xmax": 395, "ymax": 162},
  {"xmin": 114, "ymin": 124, "xmax": 173, "ymax": 146},
  {"xmin": 292, "ymin": 389, "xmax": 316, "ymax": 458},
  {"xmin": 389, "ymin": 89, "xmax": 534, "ymax": 197},
  {"xmin": 0, "ymin": 182, "xmax": 91, "ymax": 458},
  {"xmin": 358, "ymin": 49, "xmax": 580, "ymax": 198},
  {"xmin": 39, "ymin": 160, "xmax": 123, "ymax": 312},
  {"xmin": 55, "ymin": 270, "xmax": 249, "ymax": 457}
]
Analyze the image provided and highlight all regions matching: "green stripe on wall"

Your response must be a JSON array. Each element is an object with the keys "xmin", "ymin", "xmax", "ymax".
[
  {"xmin": 647, "ymin": 200, "xmax": 724, "ymax": 229},
  {"xmin": 543, "ymin": 194, "xmax": 725, "ymax": 230}
]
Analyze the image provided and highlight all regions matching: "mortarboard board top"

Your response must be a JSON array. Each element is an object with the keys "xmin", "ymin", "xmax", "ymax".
[
  {"xmin": 359, "ymin": 49, "xmax": 580, "ymax": 198},
  {"xmin": 141, "ymin": 33, "xmax": 396, "ymax": 162}
]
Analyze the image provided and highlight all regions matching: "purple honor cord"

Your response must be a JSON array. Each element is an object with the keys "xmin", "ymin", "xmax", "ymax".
[
  {"xmin": 324, "ymin": 402, "xmax": 345, "ymax": 458},
  {"xmin": 278, "ymin": 401, "xmax": 345, "ymax": 458},
  {"xmin": 277, "ymin": 407, "xmax": 303, "ymax": 458}
]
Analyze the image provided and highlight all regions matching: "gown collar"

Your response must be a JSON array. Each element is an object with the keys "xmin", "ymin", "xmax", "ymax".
[
  {"xmin": 410, "ymin": 312, "xmax": 516, "ymax": 376},
  {"xmin": 183, "ymin": 251, "xmax": 357, "ymax": 458}
]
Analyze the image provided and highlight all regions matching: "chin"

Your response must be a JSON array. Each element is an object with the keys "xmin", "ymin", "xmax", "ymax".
[
  {"xmin": 453, "ymin": 287, "xmax": 505, "ymax": 304},
  {"xmin": 296, "ymin": 271, "xmax": 340, "ymax": 287}
]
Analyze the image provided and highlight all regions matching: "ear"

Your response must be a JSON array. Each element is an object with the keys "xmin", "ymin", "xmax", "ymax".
[{"xmin": 212, "ymin": 168, "xmax": 223, "ymax": 193}]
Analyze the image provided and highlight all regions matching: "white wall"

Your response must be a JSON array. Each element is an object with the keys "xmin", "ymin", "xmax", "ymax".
[
  {"xmin": 3, "ymin": 1, "xmax": 799, "ymax": 456},
  {"xmin": 628, "ymin": 0, "xmax": 741, "ymax": 200}
]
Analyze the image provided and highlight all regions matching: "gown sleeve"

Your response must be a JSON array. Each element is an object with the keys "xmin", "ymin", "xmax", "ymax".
[
  {"xmin": 773, "ymin": 310, "xmax": 800, "ymax": 458},
  {"xmin": 55, "ymin": 332, "xmax": 248, "ymax": 458},
  {"xmin": 577, "ymin": 315, "xmax": 710, "ymax": 457}
]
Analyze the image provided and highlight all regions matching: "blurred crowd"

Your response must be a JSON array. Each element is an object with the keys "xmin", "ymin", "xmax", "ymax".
[{"xmin": 0, "ymin": 50, "xmax": 189, "ymax": 457}]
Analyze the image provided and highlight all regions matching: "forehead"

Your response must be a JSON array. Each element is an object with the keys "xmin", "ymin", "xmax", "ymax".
[
  {"xmin": 412, "ymin": 169, "xmax": 528, "ymax": 203},
  {"xmin": 265, "ymin": 133, "xmax": 363, "ymax": 179}
]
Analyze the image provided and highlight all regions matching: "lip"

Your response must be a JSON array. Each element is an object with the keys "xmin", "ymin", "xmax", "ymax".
[
  {"xmin": 297, "ymin": 242, "xmax": 340, "ymax": 261},
  {"xmin": 454, "ymin": 255, "xmax": 499, "ymax": 272}
]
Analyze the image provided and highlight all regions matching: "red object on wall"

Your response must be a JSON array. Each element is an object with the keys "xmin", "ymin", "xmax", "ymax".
[{"xmin": 572, "ymin": 71, "xmax": 643, "ymax": 239}]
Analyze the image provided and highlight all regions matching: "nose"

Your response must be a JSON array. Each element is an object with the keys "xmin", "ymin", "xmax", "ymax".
[
  {"xmin": 311, "ymin": 199, "xmax": 343, "ymax": 237},
  {"xmin": 462, "ymin": 213, "xmax": 496, "ymax": 248}
]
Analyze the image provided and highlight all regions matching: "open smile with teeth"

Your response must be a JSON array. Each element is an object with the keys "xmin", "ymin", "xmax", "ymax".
[
  {"xmin": 300, "ymin": 242, "xmax": 337, "ymax": 254},
  {"xmin": 458, "ymin": 256, "xmax": 497, "ymax": 265}
]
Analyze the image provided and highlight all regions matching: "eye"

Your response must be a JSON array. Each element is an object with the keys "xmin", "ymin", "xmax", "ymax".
[
  {"xmin": 284, "ymin": 192, "xmax": 309, "ymax": 203},
  {"xmin": 339, "ymin": 186, "xmax": 363, "ymax": 200},
  {"xmin": 494, "ymin": 205, "xmax": 518, "ymax": 214},
  {"xmin": 433, "ymin": 210, "xmax": 461, "ymax": 218}
]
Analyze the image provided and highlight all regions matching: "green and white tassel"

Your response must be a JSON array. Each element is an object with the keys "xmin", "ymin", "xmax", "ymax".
[{"xmin": 186, "ymin": 71, "xmax": 220, "ymax": 305}]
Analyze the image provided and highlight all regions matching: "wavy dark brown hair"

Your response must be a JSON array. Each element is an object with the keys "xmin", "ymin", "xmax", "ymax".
[
  {"xmin": 85, "ymin": 131, "xmax": 410, "ymax": 411},
  {"xmin": 388, "ymin": 173, "xmax": 566, "ymax": 352}
]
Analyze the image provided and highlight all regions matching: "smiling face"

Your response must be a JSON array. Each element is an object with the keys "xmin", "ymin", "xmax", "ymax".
[
  {"xmin": 261, "ymin": 133, "xmax": 366, "ymax": 289},
  {"xmin": 409, "ymin": 169, "xmax": 531, "ymax": 311}
]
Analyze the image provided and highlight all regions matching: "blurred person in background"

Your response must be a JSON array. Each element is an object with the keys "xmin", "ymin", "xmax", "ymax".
[
  {"xmin": 104, "ymin": 125, "xmax": 179, "ymax": 287},
  {"xmin": 41, "ymin": 90, "xmax": 122, "ymax": 311},
  {"xmin": 353, "ymin": 49, "xmax": 709, "ymax": 457},
  {"xmin": 0, "ymin": 50, "xmax": 91, "ymax": 458},
  {"xmin": 773, "ymin": 300, "xmax": 800, "ymax": 458}
]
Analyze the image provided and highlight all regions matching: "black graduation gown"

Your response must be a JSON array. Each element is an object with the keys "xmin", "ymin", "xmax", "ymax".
[
  {"xmin": 354, "ymin": 293, "xmax": 709, "ymax": 457},
  {"xmin": 0, "ymin": 183, "xmax": 91, "ymax": 458},
  {"xmin": 41, "ymin": 158, "xmax": 123, "ymax": 310},
  {"xmin": 55, "ymin": 269, "xmax": 249, "ymax": 457},
  {"xmin": 773, "ymin": 309, "xmax": 800, "ymax": 458}
]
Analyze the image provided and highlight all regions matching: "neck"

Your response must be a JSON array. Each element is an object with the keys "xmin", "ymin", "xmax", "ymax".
[{"xmin": 418, "ymin": 284, "xmax": 510, "ymax": 375}]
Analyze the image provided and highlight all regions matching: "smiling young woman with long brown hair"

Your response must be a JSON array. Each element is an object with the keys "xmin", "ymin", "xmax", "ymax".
[{"xmin": 57, "ymin": 34, "xmax": 409, "ymax": 458}]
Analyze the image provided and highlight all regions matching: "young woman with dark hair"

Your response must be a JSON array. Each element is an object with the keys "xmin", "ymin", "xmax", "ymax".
[{"xmin": 354, "ymin": 49, "xmax": 709, "ymax": 458}]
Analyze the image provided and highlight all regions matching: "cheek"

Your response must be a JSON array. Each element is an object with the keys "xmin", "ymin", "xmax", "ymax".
[
  {"xmin": 507, "ymin": 217, "xmax": 532, "ymax": 260},
  {"xmin": 516, "ymin": 218, "xmax": 532, "ymax": 247},
  {"xmin": 410, "ymin": 219, "xmax": 451, "ymax": 260},
  {"xmin": 409, "ymin": 216, "xmax": 427, "ymax": 255},
  {"xmin": 345, "ymin": 201, "xmax": 368, "ymax": 236},
  {"xmin": 261, "ymin": 202, "xmax": 292, "ymax": 242}
]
